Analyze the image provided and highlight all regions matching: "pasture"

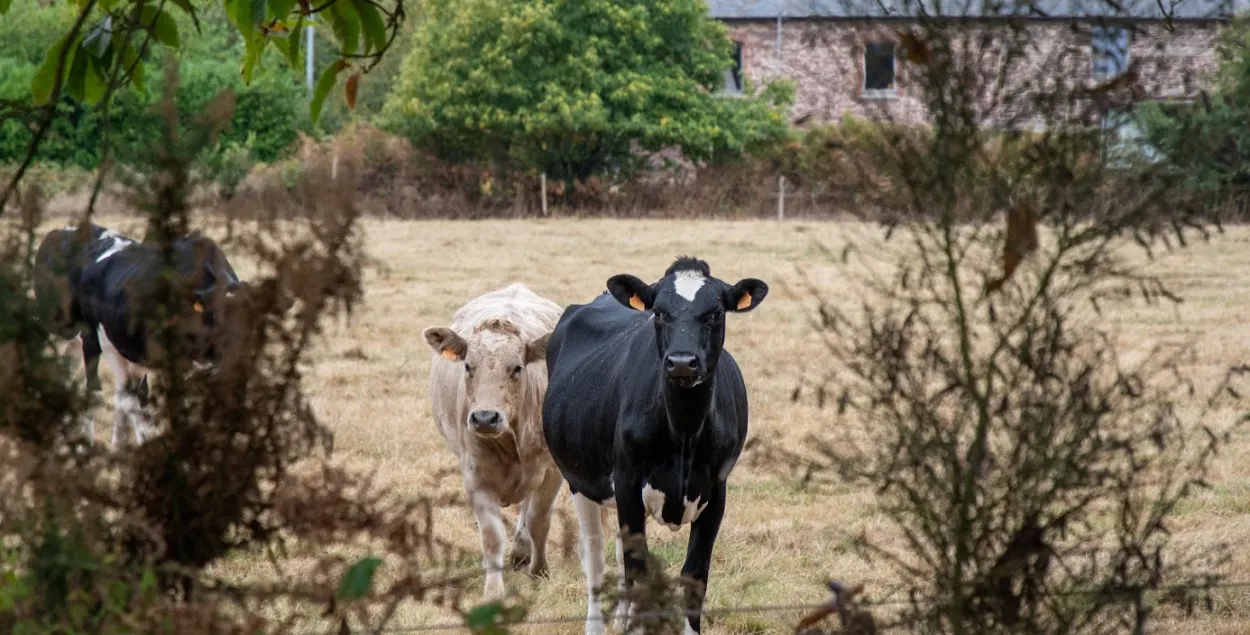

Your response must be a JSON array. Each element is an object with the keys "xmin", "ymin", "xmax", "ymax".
[{"xmin": 60, "ymin": 215, "xmax": 1250, "ymax": 634}]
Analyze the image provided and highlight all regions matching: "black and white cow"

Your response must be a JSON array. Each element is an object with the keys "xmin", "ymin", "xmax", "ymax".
[
  {"xmin": 541, "ymin": 257, "xmax": 768, "ymax": 635},
  {"xmin": 34, "ymin": 222, "xmax": 246, "ymax": 446}
]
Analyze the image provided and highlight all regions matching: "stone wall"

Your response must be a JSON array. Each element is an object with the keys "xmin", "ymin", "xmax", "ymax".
[{"xmin": 723, "ymin": 19, "xmax": 1224, "ymax": 128}]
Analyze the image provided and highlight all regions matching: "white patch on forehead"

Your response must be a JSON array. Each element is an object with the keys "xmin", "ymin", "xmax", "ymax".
[
  {"xmin": 94, "ymin": 231, "xmax": 134, "ymax": 263},
  {"xmin": 673, "ymin": 270, "xmax": 706, "ymax": 302}
]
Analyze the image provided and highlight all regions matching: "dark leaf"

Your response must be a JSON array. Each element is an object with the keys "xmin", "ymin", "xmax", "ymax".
[{"xmin": 336, "ymin": 556, "xmax": 382, "ymax": 601}]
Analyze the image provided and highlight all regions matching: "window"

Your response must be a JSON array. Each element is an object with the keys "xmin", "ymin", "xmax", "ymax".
[
  {"xmin": 862, "ymin": 41, "xmax": 896, "ymax": 97},
  {"xmin": 722, "ymin": 41, "xmax": 744, "ymax": 95},
  {"xmin": 1091, "ymin": 25, "xmax": 1130, "ymax": 81}
]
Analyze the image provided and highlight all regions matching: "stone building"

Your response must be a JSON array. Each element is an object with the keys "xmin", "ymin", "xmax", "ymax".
[{"xmin": 707, "ymin": 0, "xmax": 1243, "ymax": 129}]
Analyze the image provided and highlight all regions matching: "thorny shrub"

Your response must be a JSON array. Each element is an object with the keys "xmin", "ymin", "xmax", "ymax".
[
  {"xmin": 755, "ymin": 5, "xmax": 1250, "ymax": 635},
  {"xmin": 0, "ymin": 65, "xmax": 482, "ymax": 634}
]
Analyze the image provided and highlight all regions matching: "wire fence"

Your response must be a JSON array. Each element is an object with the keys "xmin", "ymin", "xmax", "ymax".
[{"xmin": 295, "ymin": 580, "xmax": 1250, "ymax": 634}]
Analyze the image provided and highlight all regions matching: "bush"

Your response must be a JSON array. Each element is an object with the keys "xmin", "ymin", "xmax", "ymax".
[{"xmin": 379, "ymin": 0, "xmax": 793, "ymax": 183}]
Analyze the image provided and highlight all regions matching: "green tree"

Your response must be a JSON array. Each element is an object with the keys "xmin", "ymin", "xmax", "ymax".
[
  {"xmin": 0, "ymin": 0, "xmax": 408, "ymax": 211},
  {"xmin": 1138, "ymin": 15, "xmax": 1250, "ymax": 193},
  {"xmin": 379, "ymin": 0, "xmax": 793, "ymax": 182}
]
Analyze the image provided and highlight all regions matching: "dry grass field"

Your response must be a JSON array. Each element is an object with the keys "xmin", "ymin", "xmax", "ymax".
[{"xmin": 48, "ymin": 216, "xmax": 1250, "ymax": 634}]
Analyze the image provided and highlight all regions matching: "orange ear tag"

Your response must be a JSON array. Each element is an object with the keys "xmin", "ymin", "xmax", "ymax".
[
  {"xmin": 629, "ymin": 294, "xmax": 645, "ymax": 311},
  {"xmin": 193, "ymin": 301, "xmax": 204, "ymax": 313},
  {"xmin": 736, "ymin": 292, "xmax": 752, "ymax": 311},
  {"xmin": 441, "ymin": 348, "xmax": 459, "ymax": 361}
]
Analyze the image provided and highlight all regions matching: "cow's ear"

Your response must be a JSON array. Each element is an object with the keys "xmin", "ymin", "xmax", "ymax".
[
  {"xmin": 525, "ymin": 332, "xmax": 552, "ymax": 365},
  {"xmin": 724, "ymin": 278, "xmax": 769, "ymax": 313},
  {"xmin": 424, "ymin": 327, "xmax": 468, "ymax": 361},
  {"xmin": 607, "ymin": 274, "xmax": 653, "ymax": 311}
]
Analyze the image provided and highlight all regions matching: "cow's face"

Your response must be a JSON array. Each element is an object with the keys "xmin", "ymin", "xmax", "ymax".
[
  {"xmin": 176, "ymin": 234, "xmax": 247, "ymax": 364},
  {"xmin": 423, "ymin": 319, "xmax": 550, "ymax": 438},
  {"xmin": 607, "ymin": 257, "xmax": 767, "ymax": 388}
]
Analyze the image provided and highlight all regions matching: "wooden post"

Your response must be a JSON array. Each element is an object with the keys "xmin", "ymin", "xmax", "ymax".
[
  {"xmin": 777, "ymin": 175, "xmax": 786, "ymax": 221},
  {"xmin": 540, "ymin": 173, "xmax": 549, "ymax": 217}
]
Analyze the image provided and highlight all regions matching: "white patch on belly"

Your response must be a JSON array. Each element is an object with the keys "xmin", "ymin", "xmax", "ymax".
[
  {"xmin": 682, "ymin": 495, "xmax": 709, "ymax": 525},
  {"xmin": 94, "ymin": 231, "xmax": 134, "ymax": 263},
  {"xmin": 673, "ymin": 271, "xmax": 705, "ymax": 302},
  {"xmin": 641, "ymin": 483, "xmax": 676, "ymax": 530}
]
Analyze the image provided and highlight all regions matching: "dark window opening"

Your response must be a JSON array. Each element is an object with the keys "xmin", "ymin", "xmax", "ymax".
[
  {"xmin": 724, "ymin": 41, "xmax": 744, "ymax": 93},
  {"xmin": 863, "ymin": 41, "xmax": 896, "ymax": 92}
]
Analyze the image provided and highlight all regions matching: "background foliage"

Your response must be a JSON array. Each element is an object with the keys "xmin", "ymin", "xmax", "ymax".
[{"xmin": 379, "ymin": 0, "xmax": 794, "ymax": 183}]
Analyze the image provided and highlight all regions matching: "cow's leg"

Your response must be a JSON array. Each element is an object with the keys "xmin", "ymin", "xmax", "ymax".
[
  {"xmin": 571, "ymin": 492, "xmax": 607, "ymax": 635},
  {"xmin": 509, "ymin": 496, "xmax": 534, "ymax": 571},
  {"xmin": 518, "ymin": 466, "xmax": 563, "ymax": 579},
  {"xmin": 80, "ymin": 327, "xmax": 102, "ymax": 396},
  {"xmin": 98, "ymin": 326, "xmax": 140, "ymax": 449},
  {"xmin": 469, "ymin": 489, "xmax": 508, "ymax": 601},
  {"xmin": 614, "ymin": 475, "xmax": 649, "ymax": 635},
  {"xmin": 613, "ymin": 522, "xmax": 631, "ymax": 629},
  {"xmin": 677, "ymin": 480, "xmax": 728, "ymax": 635}
]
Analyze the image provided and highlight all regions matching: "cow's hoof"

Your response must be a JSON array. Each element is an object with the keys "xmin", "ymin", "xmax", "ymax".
[
  {"xmin": 528, "ymin": 561, "xmax": 550, "ymax": 579},
  {"xmin": 509, "ymin": 550, "xmax": 531, "ymax": 571}
]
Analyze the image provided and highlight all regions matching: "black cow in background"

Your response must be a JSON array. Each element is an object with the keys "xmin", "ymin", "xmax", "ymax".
[
  {"xmin": 541, "ymin": 256, "xmax": 768, "ymax": 635},
  {"xmin": 34, "ymin": 222, "xmax": 248, "ymax": 447}
]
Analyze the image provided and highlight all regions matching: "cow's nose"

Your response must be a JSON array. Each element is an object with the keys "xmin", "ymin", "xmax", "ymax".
[
  {"xmin": 664, "ymin": 354, "xmax": 699, "ymax": 377},
  {"xmin": 468, "ymin": 410, "xmax": 504, "ymax": 433}
]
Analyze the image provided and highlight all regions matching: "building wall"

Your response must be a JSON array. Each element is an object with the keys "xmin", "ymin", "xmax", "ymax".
[{"xmin": 723, "ymin": 19, "xmax": 1225, "ymax": 127}]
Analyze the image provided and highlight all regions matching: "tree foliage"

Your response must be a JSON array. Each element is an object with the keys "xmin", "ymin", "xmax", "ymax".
[
  {"xmin": 379, "ymin": 0, "xmax": 794, "ymax": 181},
  {"xmin": 0, "ymin": 0, "xmax": 407, "ymax": 211},
  {"xmin": 1138, "ymin": 15, "xmax": 1250, "ymax": 194}
]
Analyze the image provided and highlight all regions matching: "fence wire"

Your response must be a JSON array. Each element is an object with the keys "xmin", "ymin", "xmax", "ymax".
[{"xmin": 296, "ymin": 580, "xmax": 1250, "ymax": 634}]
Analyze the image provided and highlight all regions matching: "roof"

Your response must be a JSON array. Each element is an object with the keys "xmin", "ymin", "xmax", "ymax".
[{"xmin": 705, "ymin": 0, "xmax": 1242, "ymax": 20}]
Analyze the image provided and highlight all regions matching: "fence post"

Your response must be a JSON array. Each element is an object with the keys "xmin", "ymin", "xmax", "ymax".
[
  {"xmin": 540, "ymin": 173, "xmax": 549, "ymax": 216},
  {"xmin": 777, "ymin": 175, "xmax": 785, "ymax": 221}
]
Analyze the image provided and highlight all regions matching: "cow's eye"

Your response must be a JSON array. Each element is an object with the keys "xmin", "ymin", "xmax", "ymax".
[
  {"xmin": 653, "ymin": 310, "xmax": 671, "ymax": 324},
  {"xmin": 464, "ymin": 363, "xmax": 473, "ymax": 376},
  {"xmin": 704, "ymin": 311, "xmax": 724, "ymax": 326},
  {"xmin": 511, "ymin": 365, "xmax": 523, "ymax": 378}
]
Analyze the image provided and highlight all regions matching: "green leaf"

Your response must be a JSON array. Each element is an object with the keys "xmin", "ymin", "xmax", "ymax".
[
  {"xmin": 151, "ymin": 7, "xmax": 181, "ymax": 48},
  {"xmin": 251, "ymin": 0, "xmax": 267, "ymax": 25},
  {"xmin": 282, "ymin": 15, "xmax": 305, "ymax": 68},
  {"xmin": 66, "ymin": 46, "xmax": 89, "ymax": 102},
  {"xmin": 269, "ymin": 0, "xmax": 297, "ymax": 21},
  {"xmin": 83, "ymin": 56, "xmax": 107, "ymax": 105},
  {"xmin": 353, "ymin": 0, "xmax": 386, "ymax": 55},
  {"xmin": 335, "ymin": 556, "xmax": 381, "ymax": 602},
  {"xmin": 227, "ymin": 0, "xmax": 255, "ymax": 40},
  {"xmin": 242, "ymin": 32, "xmax": 265, "ymax": 84},
  {"xmin": 168, "ymin": 0, "xmax": 195, "ymax": 16},
  {"xmin": 0, "ymin": 0, "xmax": 12, "ymax": 15},
  {"xmin": 32, "ymin": 32, "xmax": 80, "ymax": 105},
  {"xmin": 119, "ymin": 42, "xmax": 145, "ymax": 92},
  {"xmin": 328, "ymin": 0, "xmax": 361, "ymax": 56}
]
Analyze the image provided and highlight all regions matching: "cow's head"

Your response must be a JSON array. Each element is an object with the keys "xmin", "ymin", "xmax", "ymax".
[
  {"xmin": 607, "ymin": 257, "xmax": 767, "ymax": 388},
  {"xmin": 171, "ymin": 232, "xmax": 249, "ymax": 364},
  {"xmin": 423, "ymin": 319, "xmax": 550, "ymax": 438}
]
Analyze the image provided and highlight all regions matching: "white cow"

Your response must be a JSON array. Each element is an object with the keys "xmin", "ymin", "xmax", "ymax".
[{"xmin": 422, "ymin": 283, "xmax": 564, "ymax": 599}]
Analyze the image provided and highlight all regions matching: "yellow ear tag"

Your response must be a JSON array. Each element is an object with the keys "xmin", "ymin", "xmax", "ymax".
[
  {"xmin": 441, "ymin": 348, "xmax": 459, "ymax": 361},
  {"xmin": 193, "ymin": 301, "xmax": 204, "ymax": 313},
  {"xmin": 736, "ymin": 292, "xmax": 752, "ymax": 311},
  {"xmin": 629, "ymin": 294, "xmax": 645, "ymax": 311}
]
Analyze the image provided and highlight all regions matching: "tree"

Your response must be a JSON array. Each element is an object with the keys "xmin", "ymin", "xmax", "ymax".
[
  {"xmin": 0, "ymin": 0, "xmax": 408, "ymax": 212},
  {"xmin": 1138, "ymin": 15, "xmax": 1250, "ymax": 195},
  {"xmin": 379, "ymin": 0, "xmax": 793, "ymax": 182}
]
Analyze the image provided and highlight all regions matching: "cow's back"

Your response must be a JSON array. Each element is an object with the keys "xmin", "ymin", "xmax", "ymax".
[{"xmin": 543, "ymin": 293, "xmax": 656, "ymax": 499}]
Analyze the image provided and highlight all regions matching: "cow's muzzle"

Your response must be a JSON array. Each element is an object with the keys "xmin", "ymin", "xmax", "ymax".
[
  {"xmin": 665, "ymin": 353, "xmax": 706, "ymax": 388},
  {"xmin": 468, "ymin": 410, "xmax": 506, "ymax": 437}
]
